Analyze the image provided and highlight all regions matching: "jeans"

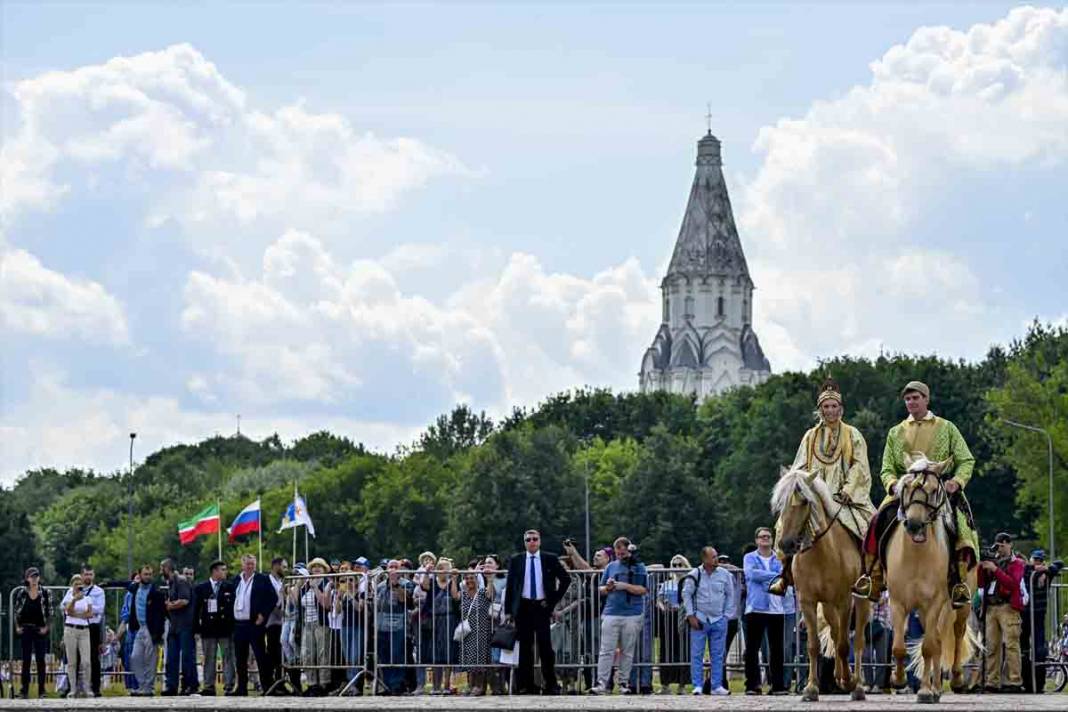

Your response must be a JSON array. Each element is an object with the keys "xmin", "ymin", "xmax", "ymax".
[
  {"xmin": 201, "ymin": 636, "xmax": 235, "ymax": 691},
  {"xmin": 376, "ymin": 629, "xmax": 407, "ymax": 693},
  {"xmin": 131, "ymin": 628, "xmax": 159, "ymax": 693},
  {"xmin": 596, "ymin": 615, "xmax": 642, "ymax": 688},
  {"xmin": 342, "ymin": 625, "xmax": 363, "ymax": 680},
  {"xmin": 165, "ymin": 628, "xmax": 198, "ymax": 691},
  {"xmin": 301, "ymin": 621, "xmax": 330, "ymax": 687},
  {"xmin": 691, "ymin": 617, "xmax": 728, "ymax": 690},
  {"xmin": 122, "ymin": 631, "xmax": 138, "ymax": 690},
  {"xmin": 20, "ymin": 627, "xmax": 48, "ymax": 694}
]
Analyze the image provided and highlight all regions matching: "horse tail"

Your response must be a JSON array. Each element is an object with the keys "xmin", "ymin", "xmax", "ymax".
[
  {"xmin": 906, "ymin": 608, "xmax": 980, "ymax": 677},
  {"xmin": 816, "ymin": 604, "xmax": 835, "ymax": 658}
]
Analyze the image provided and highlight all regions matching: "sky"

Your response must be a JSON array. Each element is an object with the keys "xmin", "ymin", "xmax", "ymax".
[{"xmin": 2, "ymin": 2, "xmax": 1066, "ymax": 481}]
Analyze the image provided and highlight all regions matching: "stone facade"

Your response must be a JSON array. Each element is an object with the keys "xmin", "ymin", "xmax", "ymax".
[{"xmin": 639, "ymin": 132, "xmax": 771, "ymax": 399}]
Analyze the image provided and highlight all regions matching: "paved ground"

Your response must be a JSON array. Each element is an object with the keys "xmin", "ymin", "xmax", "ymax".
[{"xmin": 0, "ymin": 693, "xmax": 1062, "ymax": 711}]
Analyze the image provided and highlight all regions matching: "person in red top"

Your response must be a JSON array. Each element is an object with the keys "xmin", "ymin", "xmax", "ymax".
[{"xmin": 978, "ymin": 532, "xmax": 1025, "ymax": 692}]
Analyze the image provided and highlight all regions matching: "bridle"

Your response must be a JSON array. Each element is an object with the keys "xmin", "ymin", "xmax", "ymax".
[
  {"xmin": 898, "ymin": 469, "xmax": 950, "ymax": 529},
  {"xmin": 787, "ymin": 486, "xmax": 846, "ymax": 553}
]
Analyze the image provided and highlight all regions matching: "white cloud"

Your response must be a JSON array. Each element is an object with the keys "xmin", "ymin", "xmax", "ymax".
[
  {"xmin": 179, "ymin": 230, "xmax": 659, "ymax": 413},
  {"xmin": 740, "ymin": 5, "xmax": 1068, "ymax": 370},
  {"xmin": 0, "ymin": 369, "xmax": 420, "ymax": 482},
  {"xmin": 0, "ymin": 248, "xmax": 128, "ymax": 344},
  {"xmin": 1, "ymin": 44, "xmax": 468, "ymax": 244}
]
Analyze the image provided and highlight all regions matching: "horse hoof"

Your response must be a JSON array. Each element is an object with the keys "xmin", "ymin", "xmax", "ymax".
[
  {"xmin": 917, "ymin": 691, "xmax": 935, "ymax": 704},
  {"xmin": 839, "ymin": 678, "xmax": 856, "ymax": 693},
  {"xmin": 933, "ymin": 691, "xmax": 943, "ymax": 703},
  {"xmin": 801, "ymin": 689, "xmax": 819, "ymax": 702},
  {"xmin": 851, "ymin": 687, "xmax": 866, "ymax": 702}
]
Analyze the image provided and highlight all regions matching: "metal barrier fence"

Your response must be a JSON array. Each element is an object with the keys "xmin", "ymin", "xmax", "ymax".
[{"xmin": 4, "ymin": 568, "xmax": 1066, "ymax": 696}]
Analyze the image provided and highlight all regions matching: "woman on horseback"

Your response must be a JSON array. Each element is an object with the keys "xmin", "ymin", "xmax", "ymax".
[{"xmin": 769, "ymin": 379, "xmax": 876, "ymax": 596}]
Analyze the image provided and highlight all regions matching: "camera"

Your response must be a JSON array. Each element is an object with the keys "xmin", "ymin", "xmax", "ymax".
[
  {"xmin": 562, "ymin": 538, "xmax": 576, "ymax": 549},
  {"xmin": 980, "ymin": 545, "xmax": 999, "ymax": 563}
]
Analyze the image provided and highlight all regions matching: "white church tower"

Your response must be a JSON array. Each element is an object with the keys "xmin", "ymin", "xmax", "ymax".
[{"xmin": 639, "ymin": 131, "xmax": 771, "ymax": 399}]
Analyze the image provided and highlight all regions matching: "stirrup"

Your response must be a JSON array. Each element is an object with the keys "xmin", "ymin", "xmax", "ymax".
[
  {"xmin": 768, "ymin": 576, "xmax": 788, "ymax": 596},
  {"xmin": 851, "ymin": 574, "xmax": 872, "ymax": 600},
  {"xmin": 950, "ymin": 583, "xmax": 971, "ymax": 609}
]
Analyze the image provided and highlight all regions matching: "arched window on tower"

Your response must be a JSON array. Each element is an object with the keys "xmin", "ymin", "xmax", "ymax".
[
  {"xmin": 717, "ymin": 296, "xmax": 725, "ymax": 318},
  {"xmin": 684, "ymin": 296, "xmax": 694, "ymax": 320},
  {"xmin": 663, "ymin": 297, "xmax": 670, "ymax": 323}
]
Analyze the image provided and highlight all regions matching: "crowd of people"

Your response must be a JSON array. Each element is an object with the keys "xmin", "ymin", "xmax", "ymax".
[
  {"xmin": 7, "ymin": 526, "xmax": 1062, "ymax": 698},
  {"xmin": 4, "ymin": 378, "xmax": 1064, "ymax": 699}
]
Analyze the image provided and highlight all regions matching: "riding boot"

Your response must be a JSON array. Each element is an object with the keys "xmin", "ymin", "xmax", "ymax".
[
  {"xmin": 768, "ymin": 556, "xmax": 792, "ymax": 596},
  {"xmin": 949, "ymin": 557, "xmax": 971, "ymax": 609}
]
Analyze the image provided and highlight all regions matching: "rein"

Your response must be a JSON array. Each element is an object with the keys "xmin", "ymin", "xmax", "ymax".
[{"xmin": 793, "ymin": 488, "xmax": 847, "ymax": 553}]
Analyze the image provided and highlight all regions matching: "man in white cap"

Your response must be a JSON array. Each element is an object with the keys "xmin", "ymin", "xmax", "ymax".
[{"xmin": 852, "ymin": 380, "xmax": 979, "ymax": 609}]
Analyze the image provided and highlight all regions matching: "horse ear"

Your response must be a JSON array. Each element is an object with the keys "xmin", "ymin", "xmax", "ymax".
[
  {"xmin": 931, "ymin": 456, "xmax": 955, "ymax": 476},
  {"xmin": 779, "ymin": 465, "xmax": 789, "ymax": 478}
]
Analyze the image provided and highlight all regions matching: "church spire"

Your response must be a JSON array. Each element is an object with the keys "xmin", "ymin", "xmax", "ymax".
[{"xmin": 665, "ymin": 132, "xmax": 751, "ymax": 282}]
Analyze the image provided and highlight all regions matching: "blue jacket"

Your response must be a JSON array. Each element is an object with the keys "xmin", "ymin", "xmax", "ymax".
[
  {"xmin": 743, "ymin": 550, "xmax": 784, "ymax": 615},
  {"xmin": 231, "ymin": 572, "xmax": 277, "ymax": 625}
]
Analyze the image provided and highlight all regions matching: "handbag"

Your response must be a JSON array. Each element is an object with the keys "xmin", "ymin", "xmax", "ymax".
[
  {"xmin": 453, "ymin": 590, "xmax": 477, "ymax": 643},
  {"xmin": 489, "ymin": 621, "xmax": 517, "ymax": 650}
]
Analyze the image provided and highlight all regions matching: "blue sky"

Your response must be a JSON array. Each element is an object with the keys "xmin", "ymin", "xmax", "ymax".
[{"xmin": 2, "ymin": 3, "xmax": 1065, "ymax": 479}]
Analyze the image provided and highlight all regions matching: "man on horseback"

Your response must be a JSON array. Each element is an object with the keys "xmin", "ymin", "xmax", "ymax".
[
  {"xmin": 852, "ymin": 381, "xmax": 979, "ymax": 609},
  {"xmin": 769, "ymin": 379, "xmax": 875, "ymax": 596}
]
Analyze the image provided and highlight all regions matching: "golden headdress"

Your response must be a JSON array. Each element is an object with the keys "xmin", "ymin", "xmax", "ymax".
[{"xmin": 816, "ymin": 378, "xmax": 843, "ymax": 407}]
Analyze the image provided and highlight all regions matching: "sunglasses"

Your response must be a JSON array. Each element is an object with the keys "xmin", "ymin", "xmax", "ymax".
[
  {"xmin": 525, "ymin": 537, "xmax": 539, "ymax": 542},
  {"xmin": 28, "ymin": 573, "xmax": 40, "ymax": 578}
]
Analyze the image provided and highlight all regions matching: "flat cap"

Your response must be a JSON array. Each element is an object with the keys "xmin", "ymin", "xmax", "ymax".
[{"xmin": 900, "ymin": 380, "xmax": 930, "ymax": 399}]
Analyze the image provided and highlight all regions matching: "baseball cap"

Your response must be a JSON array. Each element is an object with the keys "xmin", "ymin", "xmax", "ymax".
[
  {"xmin": 1030, "ymin": 549, "xmax": 1046, "ymax": 560},
  {"xmin": 353, "ymin": 556, "xmax": 370, "ymax": 567}
]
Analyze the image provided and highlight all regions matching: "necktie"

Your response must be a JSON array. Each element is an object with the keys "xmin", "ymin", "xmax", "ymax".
[{"xmin": 528, "ymin": 555, "xmax": 537, "ymax": 599}]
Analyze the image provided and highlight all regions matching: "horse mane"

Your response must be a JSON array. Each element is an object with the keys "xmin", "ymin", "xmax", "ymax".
[{"xmin": 770, "ymin": 466, "xmax": 835, "ymax": 515}]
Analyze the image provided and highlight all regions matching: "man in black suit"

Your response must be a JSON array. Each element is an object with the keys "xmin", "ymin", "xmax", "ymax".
[
  {"xmin": 194, "ymin": 560, "xmax": 236, "ymax": 695},
  {"xmin": 229, "ymin": 554, "xmax": 277, "ymax": 696},
  {"xmin": 505, "ymin": 529, "xmax": 572, "ymax": 694}
]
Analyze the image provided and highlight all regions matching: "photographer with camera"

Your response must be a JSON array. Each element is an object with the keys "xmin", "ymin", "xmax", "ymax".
[
  {"xmin": 1022, "ymin": 549, "xmax": 1064, "ymax": 693},
  {"xmin": 979, "ymin": 532, "xmax": 1026, "ymax": 692},
  {"xmin": 588, "ymin": 537, "xmax": 648, "ymax": 695}
]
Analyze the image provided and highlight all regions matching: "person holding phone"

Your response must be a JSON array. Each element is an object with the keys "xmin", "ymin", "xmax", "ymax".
[{"xmin": 61, "ymin": 574, "xmax": 94, "ymax": 698}]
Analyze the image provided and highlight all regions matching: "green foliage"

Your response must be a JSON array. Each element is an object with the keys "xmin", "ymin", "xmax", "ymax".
[{"xmin": 3, "ymin": 322, "xmax": 1062, "ymax": 593}]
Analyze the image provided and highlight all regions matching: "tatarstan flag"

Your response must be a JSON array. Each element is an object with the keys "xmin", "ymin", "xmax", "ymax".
[{"xmin": 178, "ymin": 504, "xmax": 220, "ymax": 545}]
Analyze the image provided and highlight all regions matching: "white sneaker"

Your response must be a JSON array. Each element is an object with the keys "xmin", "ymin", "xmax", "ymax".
[
  {"xmin": 711, "ymin": 686, "xmax": 729, "ymax": 696},
  {"xmin": 589, "ymin": 685, "xmax": 607, "ymax": 695},
  {"xmin": 692, "ymin": 687, "xmax": 703, "ymax": 695}
]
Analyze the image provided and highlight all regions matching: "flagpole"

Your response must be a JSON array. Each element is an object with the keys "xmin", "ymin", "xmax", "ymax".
[
  {"xmin": 292, "ymin": 480, "xmax": 298, "ymax": 565},
  {"xmin": 304, "ymin": 525, "xmax": 309, "ymax": 563},
  {"xmin": 217, "ymin": 500, "xmax": 223, "ymax": 561},
  {"xmin": 257, "ymin": 498, "xmax": 263, "ymax": 572}
]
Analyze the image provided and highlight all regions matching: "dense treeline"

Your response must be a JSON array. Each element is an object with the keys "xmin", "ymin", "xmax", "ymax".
[{"xmin": 1, "ymin": 323, "xmax": 1064, "ymax": 593}]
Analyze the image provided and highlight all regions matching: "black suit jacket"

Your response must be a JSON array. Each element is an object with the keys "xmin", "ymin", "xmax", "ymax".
[
  {"xmin": 505, "ymin": 551, "xmax": 571, "ymax": 618},
  {"xmin": 194, "ymin": 579, "xmax": 235, "ymax": 637},
  {"xmin": 231, "ymin": 572, "xmax": 276, "ymax": 625}
]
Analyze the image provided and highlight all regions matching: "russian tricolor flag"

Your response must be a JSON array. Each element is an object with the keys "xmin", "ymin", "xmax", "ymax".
[{"xmin": 227, "ymin": 499, "xmax": 261, "ymax": 542}]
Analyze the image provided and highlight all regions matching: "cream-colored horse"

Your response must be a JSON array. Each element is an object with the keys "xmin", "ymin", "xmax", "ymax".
[
  {"xmin": 886, "ymin": 455, "xmax": 977, "ymax": 703},
  {"xmin": 772, "ymin": 467, "xmax": 869, "ymax": 702}
]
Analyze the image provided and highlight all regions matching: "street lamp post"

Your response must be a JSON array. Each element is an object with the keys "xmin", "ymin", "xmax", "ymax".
[
  {"xmin": 1000, "ymin": 419, "xmax": 1055, "ymax": 561},
  {"xmin": 584, "ymin": 458, "xmax": 591, "ymax": 564},
  {"xmin": 127, "ymin": 432, "xmax": 136, "ymax": 574}
]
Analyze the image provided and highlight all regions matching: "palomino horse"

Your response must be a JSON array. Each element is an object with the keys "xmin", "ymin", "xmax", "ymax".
[
  {"xmin": 772, "ymin": 467, "xmax": 869, "ymax": 702},
  {"xmin": 886, "ymin": 455, "xmax": 977, "ymax": 703}
]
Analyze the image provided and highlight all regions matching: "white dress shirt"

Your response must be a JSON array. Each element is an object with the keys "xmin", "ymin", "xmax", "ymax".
[
  {"xmin": 520, "ymin": 551, "xmax": 546, "ymax": 600},
  {"xmin": 85, "ymin": 585, "xmax": 106, "ymax": 625},
  {"xmin": 234, "ymin": 573, "xmax": 255, "ymax": 621}
]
